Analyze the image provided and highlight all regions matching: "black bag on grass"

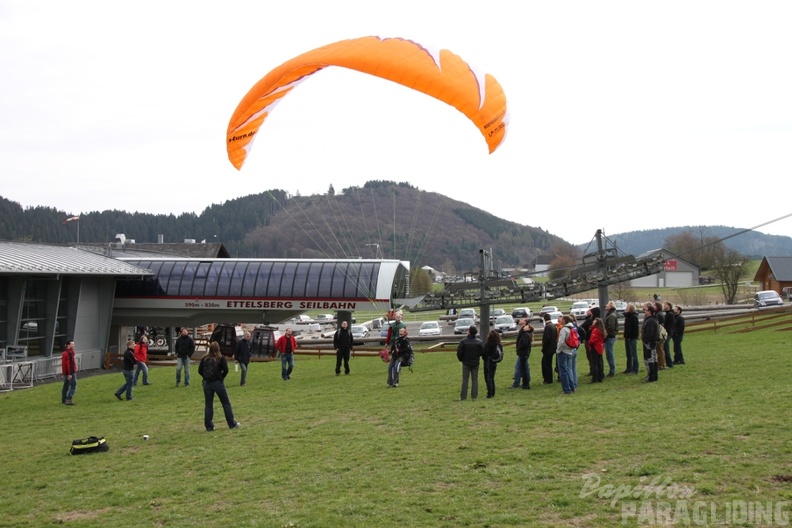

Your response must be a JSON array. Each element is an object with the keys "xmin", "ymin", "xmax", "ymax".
[{"xmin": 70, "ymin": 436, "xmax": 109, "ymax": 455}]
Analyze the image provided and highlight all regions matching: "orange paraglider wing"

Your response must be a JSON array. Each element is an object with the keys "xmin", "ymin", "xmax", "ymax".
[{"xmin": 226, "ymin": 36, "xmax": 508, "ymax": 170}]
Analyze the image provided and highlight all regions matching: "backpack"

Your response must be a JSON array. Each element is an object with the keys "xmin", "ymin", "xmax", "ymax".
[
  {"xmin": 657, "ymin": 325, "xmax": 668, "ymax": 345},
  {"xmin": 70, "ymin": 436, "xmax": 109, "ymax": 455},
  {"xmin": 490, "ymin": 344, "xmax": 504, "ymax": 363},
  {"xmin": 202, "ymin": 357, "xmax": 219, "ymax": 381},
  {"xmin": 401, "ymin": 343, "xmax": 415, "ymax": 368},
  {"xmin": 564, "ymin": 327, "xmax": 580, "ymax": 349}
]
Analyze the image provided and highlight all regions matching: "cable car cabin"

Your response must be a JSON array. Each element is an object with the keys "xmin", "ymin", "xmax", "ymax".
[
  {"xmin": 251, "ymin": 326, "xmax": 279, "ymax": 359},
  {"xmin": 209, "ymin": 324, "xmax": 243, "ymax": 357}
]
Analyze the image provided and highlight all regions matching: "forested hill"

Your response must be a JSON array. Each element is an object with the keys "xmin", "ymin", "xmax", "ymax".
[
  {"xmin": 601, "ymin": 226, "xmax": 792, "ymax": 259},
  {"xmin": 0, "ymin": 182, "xmax": 569, "ymax": 272}
]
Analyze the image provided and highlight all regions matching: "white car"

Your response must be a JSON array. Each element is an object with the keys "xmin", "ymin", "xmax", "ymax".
[
  {"xmin": 540, "ymin": 306, "xmax": 559, "ymax": 315},
  {"xmin": 493, "ymin": 314, "xmax": 517, "ymax": 333},
  {"xmin": 350, "ymin": 325, "xmax": 369, "ymax": 339},
  {"xmin": 570, "ymin": 301, "xmax": 591, "ymax": 319},
  {"xmin": 545, "ymin": 310, "xmax": 564, "ymax": 325},
  {"xmin": 418, "ymin": 321, "xmax": 442, "ymax": 337}
]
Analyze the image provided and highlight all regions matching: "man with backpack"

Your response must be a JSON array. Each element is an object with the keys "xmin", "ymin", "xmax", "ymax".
[
  {"xmin": 333, "ymin": 320, "xmax": 353, "ymax": 376},
  {"xmin": 556, "ymin": 316, "xmax": 579, "ymax": 395}
]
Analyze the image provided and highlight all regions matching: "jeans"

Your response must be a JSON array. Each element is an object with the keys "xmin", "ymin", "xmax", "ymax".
[
  {"xmin": 557, "ymin": 352, "xmax": 574, "ymax": 393},
  {"xmin": 280, "ymin": 353, "xmax": 294, "ymax": 380},
  {"xmin": 483, "ymin": 359, "xmax": 498, "ymax": 397},
  {"xmin": 387, "ymin": 357, "xmax": 401, "ymax": 386},
  {"xmin": 335, "ymin": 348, "xmax": 350, "ymax": 374},
  {"xmin": 512, "ymin": 354, "xmax": 530, "ymax": 388},
  {"xmin": 625, "ymin": 338, "xmax": 639, "ymax": 373},
  {"xmin": 672, "ymin": 335, "xmax": 685, "ymax": 364},
  {"xmin": 663, "ymin": 340, "xmax": 674, "ymax": 368},
  {"xmin": 202, "ymin": 379, "xmax": 236, "ymax": 430},
  {"xmin": 133, "ymin": 361, "xmax": 149, "ymax": 385},
  {"xmin": 604, "ymin": 337, "xmax": 616, "ymax": 375},
  {"xmin": 176, "ymin": 356, "xmax": 191, "ymax": 385},
  {"xmin": 61, "ymin": 374, "xmax": 77, "ymax": 403},
  {"xmin": 239, "ymin": 362, "xmax": 248, "ymax": 385},
  {"xmin": 570, "ymin": 348, "xmax": 578, "ymax": 390},
  {"xmin": 116, "ymin": 369, "xmax": 134, "ymax": 400},
  {"xmin": 460, "ymin": 364, "xmax": 479, "ymax": 400}
]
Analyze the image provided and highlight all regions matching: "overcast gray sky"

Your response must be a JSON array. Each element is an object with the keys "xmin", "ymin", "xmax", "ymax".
[{"xmin": 1, "ymin": 0, "xmax": 791, "ymax": 245}]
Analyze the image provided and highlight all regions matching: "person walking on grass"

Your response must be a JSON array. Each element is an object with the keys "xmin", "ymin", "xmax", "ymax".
[
  {"xmin": 114, "ymin": 340, "xmax": 138, "ymax": 401},
  {"xmin": 234, "ymin": 331, "xmax": 252, "ymax": 386},
  {"xmin": 198, "ymin": 341, "xmax": 240, "ymax": 431},
  {"xmin": 483, "ymin": 330, "xmax": 503, "ymax": 398},
  {"xmin": 61, "ymin": 340, "xmax": 77, "ymax": 405},
  {"xmin": 457, "ymin": 325, "xmax": 484, "ymax": 401},
  {"xmin": 174, "ymin": 327, "xmax": 195, "ymax": 387},
  {"xmin": 276, "ymin": 327, "xmax": 298, "ymax": 381},
  {"xmin": 133, "ymin": 335, "xmax": 152, "ymax": 386}
]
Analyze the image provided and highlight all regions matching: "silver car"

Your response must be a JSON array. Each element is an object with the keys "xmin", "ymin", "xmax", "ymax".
[
  {"xmin": 494, "ymin": 314, "xmax": 517, "ymax": 333},
  {"xmin": 453, "ymin": 317, "xmax": 476, "ymax": 334}
]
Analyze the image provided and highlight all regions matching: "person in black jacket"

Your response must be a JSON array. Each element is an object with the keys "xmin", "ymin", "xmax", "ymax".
[
  {"xmin": 511, "ymin": 319, "xmax": 533, "ymax": 389},
  {"xmin": 457, "ymin": 326, "xmax": 484, "ymax": 400},
  {"xmin": 483, "ymin": 330, "xmax": 503, "ymax": 399},
  {"xmin": 333, "ymin": 320, "xmax": 353, "ymax": 376},
  {"xmin": 672, "ymin": 305, "xmax": 686, "ymax": 365},
  {"xmin": 199, "ymin": 342, "xmax": 240, "ymax": 431},
  {"xmin": 642, "ymin": 304, "xmax": 660, "ymax": 382},
  {"xmin": 114, "ymin": 340, "xmax": 138, "ymax": 401},
  {"xmin": 174, "ymin": 327, "xmax": 195, "ymax": 387},
  {"xmin": 234, "ymin": 331, "xmax": 252, "ymax": 386},
  {"xmin": 662, "ymin": 302, "xmax": 676, "ymax": 369},
  {"xmin": 540, "ymin": 313, "xmax": 558, "ymax": 384},
  {"xmin": 622, "ymin": 304, "xmax": 640, "ymax": 374}
]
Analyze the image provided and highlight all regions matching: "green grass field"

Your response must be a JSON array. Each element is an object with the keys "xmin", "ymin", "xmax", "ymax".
[{"xmin": 2, "ymin": 313, "xmax": 791, "ymax": 527}]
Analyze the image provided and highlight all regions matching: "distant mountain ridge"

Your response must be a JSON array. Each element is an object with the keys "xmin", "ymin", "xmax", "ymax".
[
  {"xmin": 2, "ymin": 188, "xmax": 790, "ymax": 271},
  {"xmin": 593, "ymin": 226, "xmax": 792, "ymax": 259}
]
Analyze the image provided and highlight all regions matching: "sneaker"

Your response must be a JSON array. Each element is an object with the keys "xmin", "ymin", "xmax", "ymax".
[
  {"xmin": 231, "ymin": 422, "xmax": 241, "ymax": 429},
  {"xmin": 115, "ymin": 393, "xmax": 123, "ymax": 401},
  {"xmin": 393, "ymin": 383, "xmax": 399, "ymax": 387},
  {"xmin": 185, "ymin": 383, "xmax": 189, "ymax": 386}
]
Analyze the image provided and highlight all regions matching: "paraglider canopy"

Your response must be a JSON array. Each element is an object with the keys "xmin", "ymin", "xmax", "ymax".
[{"xmin": 227, "ymin": 36, "xmax": 508, "ymax": 170}]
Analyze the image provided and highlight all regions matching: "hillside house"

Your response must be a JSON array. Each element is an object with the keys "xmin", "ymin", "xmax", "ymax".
[
  {"xmin": 629, "ymin": 249, "xmax": 700, "ymax": 288},
  {"xmin": 753, "ymin": 257, "xmax": 792, "ymax": 295}
]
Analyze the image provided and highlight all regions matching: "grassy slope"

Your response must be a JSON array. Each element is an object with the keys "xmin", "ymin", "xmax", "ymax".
[{"xmin": 1, "ymin": 314, "xmax": 791, "ymax": 527}]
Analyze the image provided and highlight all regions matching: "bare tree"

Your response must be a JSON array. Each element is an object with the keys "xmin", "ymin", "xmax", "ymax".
[
  {"xmin": 711, "ymin": 246, "xmax": 750, "ymax": 304},
  {"xmin": 609, "ymin": 281, "xmax": 634, "ymax": 303}
]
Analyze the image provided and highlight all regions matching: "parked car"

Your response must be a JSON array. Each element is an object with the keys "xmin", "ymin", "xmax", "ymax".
[
  {"xmin": 782, "ymin": 286, "xmax": 792, "ymax": 302},
  {"xmin": 286, "ymin": 314, "xmax": 311, "ymax": 324},
  {"xmin": 488, "ymin": 308, "xmax": 506, "ymax": 322},
  {"xmin": 511, "ymin": 307, "xmax": 532, "ymax": 321},
  {"xmin": 453, "ymin": 317, "xmax": 476, "ymax": 334},
  {"xmin": 418, "ymin": 321, "xmax": 442, "ymax": 337},
  {"xmin": 458, "ymin": 308, "xmax": 478, "ymax": 321},
  {"xmin": 540, "ymin": 306, "xmax": 559, "ymax": 315},
  {"xmin": 493, "ymin": 314, "xmax": 517, "ymax": 333},
  {"xmin": 545, "ymin": 310, "xmax": 564, "ymax": 325},
  {"xmin": 350, "ymin": 325, "xmax": 369, "ymax": 344},
  {"xmin": 754, "ymin": 290, "xmax": 784, "ymax": 308},
  {"xmin": 570, "ymin": 301, "xmax": 591, "ymax": 319},
  {"xmin": 314, "ymin": 314, "xmax": 335, "ymax": 324}
]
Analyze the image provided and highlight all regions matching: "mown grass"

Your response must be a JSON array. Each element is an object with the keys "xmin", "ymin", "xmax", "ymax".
[{"xmin": 2, "ymin": 317, "xmax": 791, "ymax": 527}]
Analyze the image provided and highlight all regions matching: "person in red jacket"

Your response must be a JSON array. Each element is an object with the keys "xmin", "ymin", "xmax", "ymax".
[
  {"xmin": 133, "ymin": 335, "xmax": 152, "ymax": 386},
  {"xmin": 61, "ymin": 340, "xmax": 78, "ymax": 405},
  {"xmin": 588, "ymin": 318, "xmax": 606, "ymax": 383},
  {"xmin": 275, "ymin": 328, "xmax": 298, "ymax": 381}
]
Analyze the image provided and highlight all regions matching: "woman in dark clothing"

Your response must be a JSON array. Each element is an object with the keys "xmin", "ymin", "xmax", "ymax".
[
  {"xmin": 622, "ymin": 304, "xmax": 640, "ymax": 374},
  {"xmin": 483, "ymin": 330, "xmax": 503, "ymax": 398},
  {"xmin": 199, "ymin": 341, "xmax": 240, "ymax": 431}
]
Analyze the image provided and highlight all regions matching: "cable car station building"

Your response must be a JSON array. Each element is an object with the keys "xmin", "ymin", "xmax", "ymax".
[{"xmin": 0, "ymin": 241, "xmax": 410, "ymax": 377}]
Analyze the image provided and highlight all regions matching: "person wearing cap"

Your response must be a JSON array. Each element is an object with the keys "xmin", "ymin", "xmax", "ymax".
[{"xmin": 456, "ymin": 325, "xmax": 484, "ymax": 400}]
